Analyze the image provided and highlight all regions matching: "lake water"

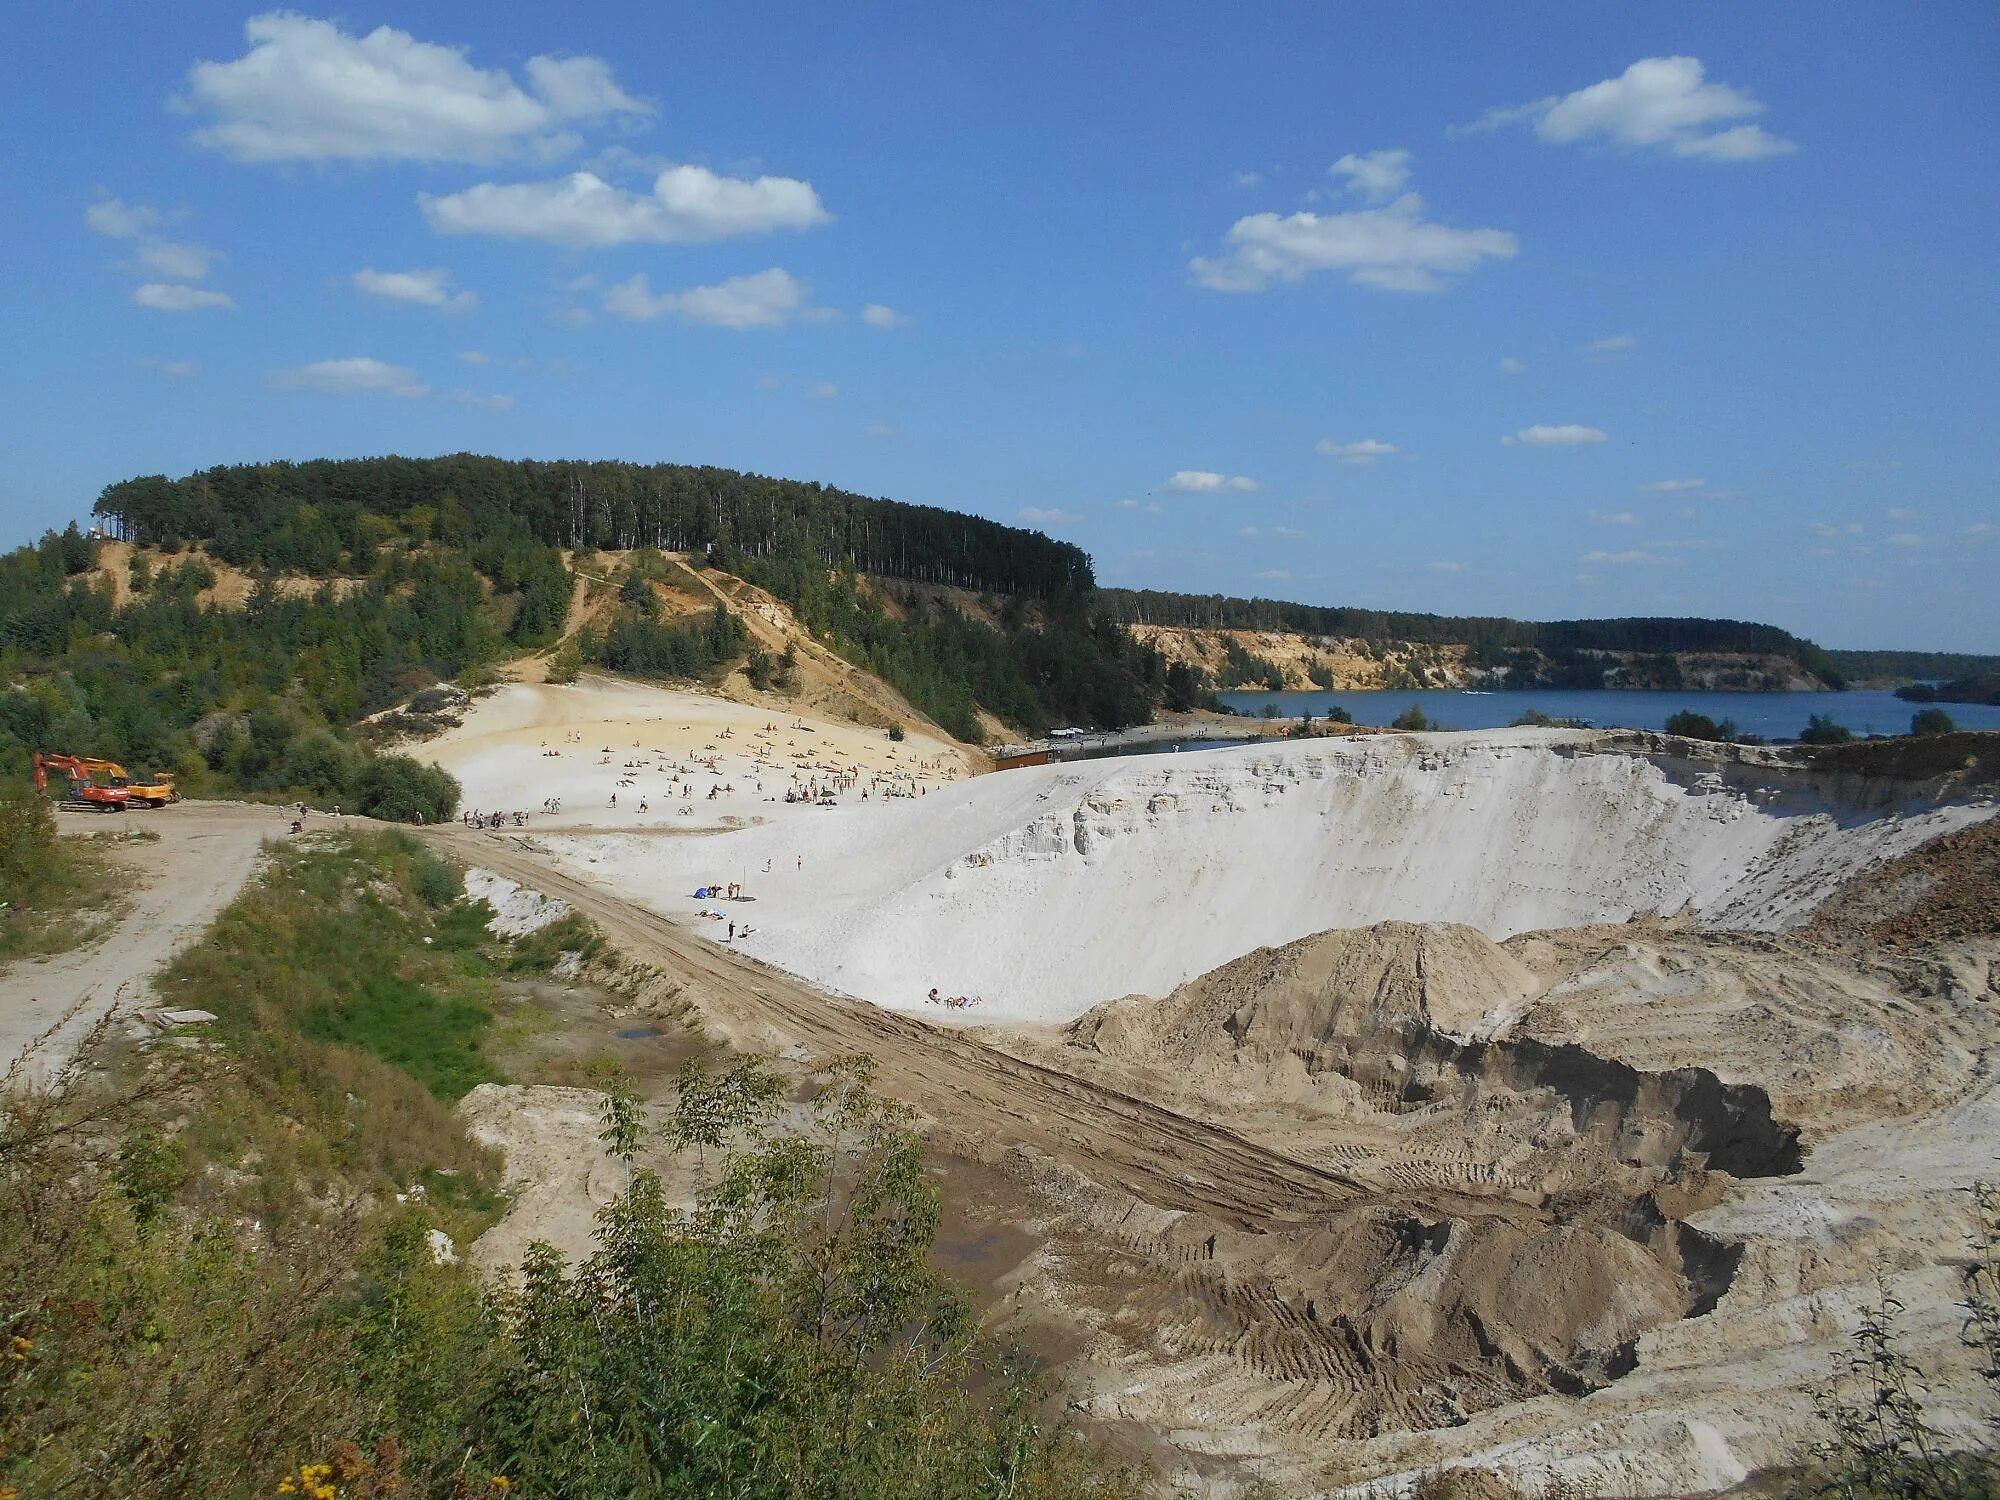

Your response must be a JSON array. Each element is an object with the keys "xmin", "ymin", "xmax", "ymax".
[{"xmin": 1213, "ymin": 688, "xmax": 2000, "ymax": 740}]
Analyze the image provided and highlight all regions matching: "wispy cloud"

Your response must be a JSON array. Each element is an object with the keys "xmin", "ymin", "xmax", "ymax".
[
  {"xmin": 1316, "ymin": 437, "xmax": 1400, "ymax": 465},
  {"xmin": 353, "ymin": 266, "xmax": 476, "ymax": 310},
  {"xmin": 1576, "ymin": 548, "xmax": 1681, "ymax": 566},
  {"xmin": 604, "ymin": 268, "xmax": 831, "ymax": 329},
  {"xmin": 1166, "ymin": 470, "xmax": 1258, "ymax": 493},
  {"xmin": 1018, "ymin": 507, "xmax": 1083, "ymax": 526},
  {"xmin": 270, "ymin": 357, "xmax": 428, "ymax": 397},
  {"xmin": 133, "ymin": 283, "xmax": 234, "ymax": 311},
  {"xmin": 1504, "ymin": 424, "xmax": 1606, "ymax": 447}
]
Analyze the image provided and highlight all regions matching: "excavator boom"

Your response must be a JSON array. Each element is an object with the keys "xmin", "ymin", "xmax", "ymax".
[{"xmin": 31, "ymin": 752, "xmax": 130, "ymax": 812}]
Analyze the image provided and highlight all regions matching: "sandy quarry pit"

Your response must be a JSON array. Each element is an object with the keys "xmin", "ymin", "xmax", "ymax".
[{"xmin": 432, "ymin": 702, "xmax": 2000, "ymax": 1496}]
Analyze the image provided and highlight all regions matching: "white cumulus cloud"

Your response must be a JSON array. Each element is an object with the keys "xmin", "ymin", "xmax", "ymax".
[
  {"xmin": 353, "ymin": 267, "xmax": 476, "ymax": 310},
  {"xmin": 1466, "ymin": 57, "xmax": 1797, "ymax": 162},
  {"xmin": 270, "ymin": 356, "xmax": 428, "ymax": 397},
  {"xmin": 1583, "ymin": 334, "xmax": 1638, "ymax": 355},
  {"xmin": 133, "ymin": 283, "xmax": 234, "ymax": 311},
  {"xmin": 1329, "ymin": 148, "xmax": 1413, "ymax": 202},
  {"xmin": 1166, "ymin": 471, "xmax": 1259, "ymax": 493},
  {"xmin": 1316, "ymin": 437, "xmax": 1400, "ymax": 465},
  {"xmin": 1017, "ymin": 507, "xmax": 1084, "ymax": 526},
  {"xmin": 1504, "ymin": 424, "xmax": 1607, "ymax": 447},
  {"xmin": 182, "ymin": 12, "xmax": 650, "ymax": 164},
  {"xmin": 806, "ymin": 381, "xmax": 839, "ymax": 400},
  {"xmin": 421, "ymin": 165, "xmax": 827, "ymax": 247},
  {"xmin": 861, "ymin": 303, "xmax": 911, "ymax": 328},
  {"xmin": 1115, "ymin": 499, "xmax": 1162, "ymax": 515},
  {"xmin": 604, "ymin": 268, "xmax": 826, "ymax": 330},
  {"xmin": 1192, "ymin": 192, "xmax": 1516, "ymax": 294}
]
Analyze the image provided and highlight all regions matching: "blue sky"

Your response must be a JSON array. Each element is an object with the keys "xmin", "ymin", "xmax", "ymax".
[{"xmin": 2, "ymin": 4, "xmax": 1995, "ymax": 650}]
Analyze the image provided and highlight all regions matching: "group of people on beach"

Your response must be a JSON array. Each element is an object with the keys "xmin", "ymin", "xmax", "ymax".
[{"xmin": 461, "ymin": 809, "xmax": 527, "ymax": 829}]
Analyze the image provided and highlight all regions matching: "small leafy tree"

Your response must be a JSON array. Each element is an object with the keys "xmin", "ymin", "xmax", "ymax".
[
  {"xmin": 1800, "ymin": 713, "xmax": 1855, "ymax": 745},
  {"xmin": 1392, "ymin": 703, "xmax": 1435, "ymax": 732},
  {"xmin": 1912, "ymin": 708, "xmax": 1956, "ymax": 738},
  {"xmin": 545, "ymin": 640, "xmax": 582, "ymax": 685}
]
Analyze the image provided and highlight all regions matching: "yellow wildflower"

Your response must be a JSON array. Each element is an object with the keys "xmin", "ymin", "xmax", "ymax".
[{"xmin": 489, "ymin": 1479, "xmax": 511, "ymax": 1494}]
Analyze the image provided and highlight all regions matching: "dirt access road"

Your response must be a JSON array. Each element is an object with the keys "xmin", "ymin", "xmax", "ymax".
[
  {"xmin": 1, "ymin": 803, "xmax": 275, "ymax": 1088},
  {"xmin": 426, "ymin": 825, "xmax": 1543, "ymax": 1236}
]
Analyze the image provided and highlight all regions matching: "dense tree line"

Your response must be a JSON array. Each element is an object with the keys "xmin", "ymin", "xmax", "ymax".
[
  {"xmin": 1829, "ymin": 648, "xmax": 2000, "ymax": 683},
  {"xmin": 94, "ymin": 455, "xmax": 1092, "ymax": 599}
]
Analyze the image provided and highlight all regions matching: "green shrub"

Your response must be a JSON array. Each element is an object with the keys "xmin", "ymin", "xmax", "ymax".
[
  {"xmin": 412, "ymin": 850, "xmax": 463, "ymax": 908},
  {"xmin": 281, "ymin": 728, "xmax": 360, "ymax": 800},
  {"xmin": 1665, "ymin": 709, "xmax": 1736, "ymax": 742},
  {"xmin": 0, "ymin": 776, "xmax": 60, "ymax": 898},
  {"xmin": 353, "ymin": 754, "xmax": 460, "ymax": 823},
  {"xmin": 545, "ymin": 640, "xmax": 583, "ymax": 685}
]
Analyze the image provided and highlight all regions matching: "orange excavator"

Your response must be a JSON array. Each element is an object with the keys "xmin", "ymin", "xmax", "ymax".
[
  {"xmin": 31, "ymin": 752, "xmax": 130, "ymax": 812},
  {"xmin": 75, "ymin": 757, "xmax": 179, "ymax": 808}
]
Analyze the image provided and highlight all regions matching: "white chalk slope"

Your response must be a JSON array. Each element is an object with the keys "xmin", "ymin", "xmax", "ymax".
[{"xmin": 550, "ymin": 730, "xmax": 1992, "ymax": 1024}]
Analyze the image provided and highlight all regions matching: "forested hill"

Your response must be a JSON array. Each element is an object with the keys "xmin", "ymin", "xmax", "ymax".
[
  {"xmin": 1, "ymin": 452, "xmax": 1874, "ymax": 813},
  {"xmin": 95, "ymin": 455, "xmax": 1090, "ymax": 598}
]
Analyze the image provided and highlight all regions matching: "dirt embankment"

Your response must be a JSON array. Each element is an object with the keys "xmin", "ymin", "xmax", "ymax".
[{"xmin": 1806, "ymin": 811, "xmax": 2000, "ymax": 951}]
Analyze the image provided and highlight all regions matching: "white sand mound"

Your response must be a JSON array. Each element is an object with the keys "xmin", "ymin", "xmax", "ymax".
[
  {"xmin": 465, "ymin": 867, "xmax": 569, "ymax": 937},
  {"xmin": 537, "ymin": 730, "xmax": 1993, "ymax": 1025}
]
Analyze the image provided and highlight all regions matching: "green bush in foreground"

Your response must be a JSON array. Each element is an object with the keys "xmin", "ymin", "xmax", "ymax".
[{"xmin": 0, "ymin": 835, "xmax": 1140, "ymax": 1499}]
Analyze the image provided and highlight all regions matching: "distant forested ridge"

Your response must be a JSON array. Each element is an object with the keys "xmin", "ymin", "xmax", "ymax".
[
  {"xmin": 1100, "ymin": 588, "xmax": 1846, "ymax": 689},
  {"xmin": 94, "ymin": 454, "xmax": 1090, "ymax": 598},
  {"xmin": 1825, "ymin": 648, "xmax": 2000, "ymax": 684}
]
